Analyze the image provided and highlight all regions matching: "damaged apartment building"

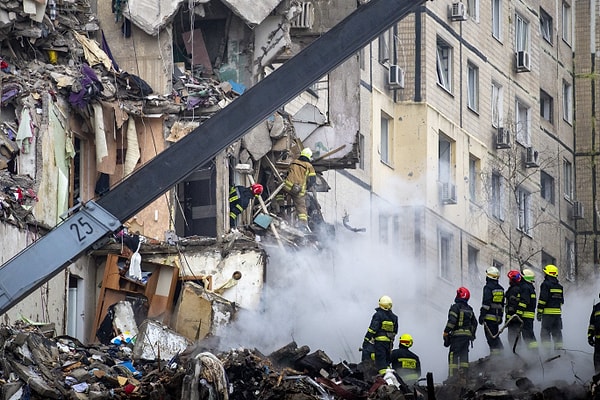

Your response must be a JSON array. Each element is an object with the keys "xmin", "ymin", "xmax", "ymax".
[{"xmin": 0, "ymin": 0, "xmax": 360, "ymax": 346}]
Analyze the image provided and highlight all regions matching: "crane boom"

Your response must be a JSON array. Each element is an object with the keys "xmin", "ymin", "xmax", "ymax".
[{"xmin": 0, "ymin": 0, "xmax": 426, "ymax": 316}]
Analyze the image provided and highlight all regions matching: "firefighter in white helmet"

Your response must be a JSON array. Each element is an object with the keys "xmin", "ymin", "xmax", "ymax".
[
  {"xmin": 362, "ymin": 295, "xmax": 398, "ymax": 376},
  {"xmin": 479, "ymin": 266, "xmax": 504, "ymax": 356}
]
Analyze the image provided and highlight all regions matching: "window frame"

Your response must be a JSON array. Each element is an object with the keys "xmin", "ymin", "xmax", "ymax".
[
  {"xmin": 515, "ymin": 98, "xmax": 531, "ymax": 146},
  {"xmin": 436, "ymin": 37, "xmax": 452, "ymax": 93},
  {"xmin": 540, "ymin": 170, "xmax": 555, "ymax": 204},
  {"xmin": 467, "ymin": 62, "xmax": 479, "ymax": 112},
  {"xmin": 466, "ymin": 0, "xmax": 480, "ymax": 22},
  {"xmin": 438, "ymin": 229, "xmax": 453, "ymax": 280},
  {"xmin": 491, "ymin": 81, "xmax": 503, "ymax": 128},
  {"xmin": 515, "ymin": 13, "xmax": 530, "ymax": 53},
  {"xmin": 563, "ymin": 159, "xmax": 573, "ymax": 200},
  {"xmin": 491, "ymin": 171, "xmax": 505, "ymax": 220},
  {"xmin": 539, "ymin": 8, "xmax": 553, "ymax": 44},
  {"xmin": 565, "ymin": 238, "xmax": 575, "ymax": 281},
  {"xmin": 492, "ymin": 0, "xmax": 502, "ymax": 41},
  {"xmin": 562, "ymin": 2, "xmax": 572, "ymax": 45},
  {"xmin": 438, "ymin": 135, "xmax": 453, "ymax": 184},
  {"xmin": 380, "ymin": 112, "xmax": 392, "ymax": 165},
  {"xmin": 378, "ymin": 29, "xmax": 391, "ymax": 64},
  {"xmin": 540, "ymin": 89, "xmax": 554, "ymax": 123},
  {"xmin": 563, "ymin": 80, "xmax": 573, "ymax": 124},
  {"xmin": 469, "ymin": 156, "xmax": 478, "ymax": 202},
  {"xmin": 517, "ymin": 186, "xmax": 533, "ymax": 236}
]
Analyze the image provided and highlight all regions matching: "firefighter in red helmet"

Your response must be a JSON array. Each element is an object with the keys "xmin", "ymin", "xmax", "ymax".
[
  {"xmin": 229, "ymin": 183, "xmax": 263, "ymax": 229},
  {"xmin": 443, "ymin": 287, "xmax": 477, "ymax": 380},
  {"xmin": 505, "ymin": 270, "xmax": 523, "ymax": 349}
]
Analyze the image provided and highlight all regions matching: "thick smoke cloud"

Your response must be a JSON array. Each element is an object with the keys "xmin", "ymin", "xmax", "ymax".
[{"xmin": 217, "ymin": 227, "xmax": 598, "ymax": 386}]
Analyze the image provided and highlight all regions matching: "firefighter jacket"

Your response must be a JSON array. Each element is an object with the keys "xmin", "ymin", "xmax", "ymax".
[
  {"xmin": 364, "ymin": 307, "xmax": 399, "ymax": 343},
  {"xmin": 284, "ymin": 156, "xmax": 316, "ymax": 196},
  {"xmin": 537, "ymin": 275, "xmax": 564, "ymax": 316},
  {"xmin": 480, "ymin": 277, "xmax": 504, "ymax": 324},
  {"xmin": 229, "ymin": 186, "xmax": 254, "ymax": 220},
  {"xmin": 518, "ymin": 280, "xmax": 537, "ymax": 320},
  {"xmin": 444, "ymin": 299, "xmax": 477, "ymax": 339},
  {"xmin": 588, "ymin": 302, "xmax": 600, "ymax": 342},
  {"xmin": 390, "ymin": 346, "xmax": 421, "ymax": 382},
  {"xmin": 505, "ymin": 282, "xmax": 521, "ymax": 318}
]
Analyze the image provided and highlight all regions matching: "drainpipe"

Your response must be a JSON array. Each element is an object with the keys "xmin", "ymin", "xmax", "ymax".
[
  {"xmin": 414, "ymin": 6, "xmax": 422, "ymax": 102},
  {"xmin": 393, "ymin": 23, "xmax": 398, "ymax": 103}
]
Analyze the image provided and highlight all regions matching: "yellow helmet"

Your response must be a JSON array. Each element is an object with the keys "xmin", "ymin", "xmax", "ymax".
[
  {"xmin": 399, "ymin": 333, "xmax": 413, "ymax": 348},
  {"xmin": 300, "ymin": 147, "xmax": 313, "ymax": 160},
  {"xmin": 379, "ymin": 295, "xmax": 393, "ymax": 310},
  {"xmin": 543, "ymin": 264, "xmax": 559, "ymax": 277},
  {"xmin": 522, "ymin": 268, "xmax": 535, "ymax": 282},
  {"xmin": 486, "ymin": 266, "xmax": 500, "ymax": 280}
]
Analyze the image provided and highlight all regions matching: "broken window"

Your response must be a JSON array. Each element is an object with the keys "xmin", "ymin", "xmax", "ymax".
[
  {"xmin": 438, "ymin": 229, "xmax": 453, "ymax": 280},
  {"xmin": 539, "ymin": 8, "xmax": 553, "ymax": 44},
  {"xmin": 438, "ymin": 135, "xmax": 452, "ymax": 184},
  {"xmin": 380, "ymin": 112, "xmax": 392, "ymax": 165},
  {"xmin": 175, "ymin": 165, "xmax": 217, "ymax": 237},
  {"xmin": 491, "ymin": 171, "xmax": 504, "ymax": 220},
  {"xmin": 467, "ymin": 245, "xmax": 479, "ymax": 279},
  {"xmin": 436, "ymin": 38, "xmax": 452, "ymax": 92},
  {"xmin": 517, "ymin": 186, "xmax": 532, "ymax": 235},
  {"xmin": 469, "ymin": 156, "xmax": 478, "ymax": 202},
  {"xmin": 541, "ymin": 250, "xmax": 556, "ymax": 268}
]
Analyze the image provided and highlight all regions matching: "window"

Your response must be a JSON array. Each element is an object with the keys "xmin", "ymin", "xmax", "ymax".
[
  {"xmin": 492, "ymin": 259, "xmax": 504, "ymax": 276},
  {"xmin": 436, "ymin": 38, "xmax": 452, "ymax": 92},
  {"xmin": 565, "ymin": 238, "xmax": 575, "ymax": 281},
  {"xmin": 438, "ymin": 230, "xmax": 452, "ymax": 280},
  {"xmin": 380, "ymin": 112, "xmax": 391, "ymax": 164},
  {"xmin": 539, "ymin": 8, "xmax": 553, "ymax": 44},
  {"xmin": 439, "ymin": 135, "xmax": 452, "ymax": 184},
  {"xmin": 359, "ymin": 47, "xmax": 365, "ymax": 71},
  {"xmin": 468, "ymin": 246, "xmax": 479, "ymax": 277},
  {"xmin": 563, "ymin": 80, "xmax": 572, "ymax": 124},
  {"xmin": 467, "ymin": 62, "xmax": 479, "ymax": 112},
  {"xmin": 515, "ymin": 98, "xmax": 531, "ymax": 145},
  {"xmin": 562, "ymin": 2, "xmax": 572, "ymax": 45},
  {"xmin": 379, "ymin": 29, "xmax": 391, "ymax": 63},
  {"xmin": 541, "ymin": 251, "xmax": 556, "ymax": 268},
  {"xmin": 491, "ymin": 82, "xmax": 503, "ymax": 127},
  {"xmin": 515, "ymin": 13, "xmax": 530, "ymax": 53},
  {"xmin": 466, "ymin": 0, "xmax": 479, "ymax": 22},
  {"xmin": 563, "ymin": 159, "xmax": 573, "ymax": 199},
  {"xmin": 469, "ymin": 156, "xmax": 478, "ymax": 201},
  {"xmin": 491, "ymin": 171, "xmax": 504, "ymax": 220},
  {"xmin": 517, "ymin": 186, "xmax": 532, "ymax": 235},
  {"xmin": 379, "ymin": 214, "xmax": 389, "ymax": 244},
  {"xmin": 540, "ymin": 89, "xmax": 553, "ymax": 123},
  {"xmin": 492, "ymin": 0, "xmax": 502, "ymax": 40},
  {"xmin": 540, "ymin": 171, "xmax": 555, "ymax": 204},
  {"xmin": 359, "ymin": 133, "xmax": 365, "ymax": 169}
]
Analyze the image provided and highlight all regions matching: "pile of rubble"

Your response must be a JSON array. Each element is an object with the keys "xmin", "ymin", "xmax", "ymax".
[{"xmin": 1, "ymin": 320, "xmax": 598, "ymax": 400}]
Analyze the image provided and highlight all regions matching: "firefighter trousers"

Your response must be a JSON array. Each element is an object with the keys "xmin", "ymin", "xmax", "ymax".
[
  {"xmin": 484, "ymin": 321, "xmax": 503, "ymax": 354},
  {"xmin": 540, "ymin": 315, "xmax": 563, "ymax": 350},
  {"xmin": 448, "ymin": 336, "xmax": 471, "ymax": 378}
]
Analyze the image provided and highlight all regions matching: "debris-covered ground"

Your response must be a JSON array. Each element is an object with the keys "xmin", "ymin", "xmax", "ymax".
[{"xmin": 1, "ymin": 321, "xmax": 599, "ymax": 400}]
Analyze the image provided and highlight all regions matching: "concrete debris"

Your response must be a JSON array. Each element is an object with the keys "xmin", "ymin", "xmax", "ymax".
[{"xmin": 0, "ymin": 322, "xmax": 596, "ymax": 399}]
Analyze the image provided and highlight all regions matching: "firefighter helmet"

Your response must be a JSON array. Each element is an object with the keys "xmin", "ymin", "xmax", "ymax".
[
  {"xmin": 379, "ymin": 295, "xmax": 393, "ymax": 310},
  {"xmin": 543, "ymin": 264, "xmax": 559, "ymax": 277},
  {"xmin": 507, "ymin": 270, "xmax": 522, "ymax": 283},
  {"xmin": 399, "ymin": 333, "xmax": 414, "ymax": 348},
  {"xmin": 486, "ymin": 266, "xmax": 500, "ymax": 280},
  {"xmin": 300, "ymin": 147, "xmax": 313, "ymax": 160},
  {"xmin": 251, "ymin": 183, "xmax": 263, "ymax": 196},
  {"xmin": 456, "ymin": 287, "xmax": 470, "ymax": 301},
  {"xmin": 522, "ymin": 268, "xmax": 535, "ymax": 282}
]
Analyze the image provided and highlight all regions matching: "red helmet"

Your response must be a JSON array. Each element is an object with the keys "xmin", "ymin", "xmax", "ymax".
[
  {"xmin": 456, "ymin": 287, "xmax": 470, "ymax": 301},
  {"xmin": 251, "ymin": 183, "xmax": 263, "ymax": 196},
  {"xmin": 507, "ymin": 270, "xmax": 522, "ymax": 283}
]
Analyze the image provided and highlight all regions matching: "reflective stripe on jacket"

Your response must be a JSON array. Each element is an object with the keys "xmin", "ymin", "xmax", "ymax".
[{"xmin": 537, "ymin": 275, "xmax": 564, "ymax": 316}]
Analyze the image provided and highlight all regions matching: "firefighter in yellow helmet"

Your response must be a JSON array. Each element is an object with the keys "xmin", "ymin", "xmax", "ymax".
[
  {"xmin": 537, "ymin": 264, "xmax": 564, "ymax": 350},
  {"xmin": 390, "ymin": 333, "xmax": 421, "ymax": 385},
  {"xmin": 519, "ymin": 268, "xmax": 539, "ymax": 353},
  {"xmin": 283, "ymin": 147, "xmax": 317, "ymax": 233},
  {"xmin": 362, "ymin": 295, "xmax": 398, "ymax": 376}
]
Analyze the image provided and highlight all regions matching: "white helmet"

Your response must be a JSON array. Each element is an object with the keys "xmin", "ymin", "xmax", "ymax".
[{"xmin": 486, "ymin": 266, "xmax": 500, "ymax": 280}]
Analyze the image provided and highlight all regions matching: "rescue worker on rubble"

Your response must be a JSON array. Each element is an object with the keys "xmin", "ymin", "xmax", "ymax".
[
  {"xmin": 390, "ymin": 333, "xmax": 421, "ymax": 385},
  {"xmin": 443, "ymin": 287, "xmax": 477, "ymax": 380},
  {"xmin": 519, "ymin": 268, "xmax": 539, "ymax": 353},
  {"xmin": 479, "ymin": 266, "xmax": 504, "ymax": 355},
  {"xmin": 283, "ymin": 147, "xmax": 316, "ymax": 233},
  {"xmin": 587, "ymin": 293, "xmax": 600, "ymax": 373},
  {"xmin": 505, "ymin": 270, "xmax": 523, "ymax": 349},
  {"xmin": 362, "ymin": 295, "xmax": 398, "ymax": 376},
  {"xmin": 229, "ymin": 183, "xmax": 263, "ymax": 229},
  {"xmin": 537, "ymin": 264, "xmax": 564, "ymax": 351}
]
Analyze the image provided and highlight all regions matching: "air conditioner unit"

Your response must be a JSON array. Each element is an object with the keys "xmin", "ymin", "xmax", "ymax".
[
  {"xmin": 440, "ymin": 182, "xmax": 457, "ymax": 205},
  {"xmin": 572, "ymin": 201, "xmax": 584, "ymax": 220},
  {"xmin": 495, "ymin": 127, "xmax": 511, "ymax": 149},
  {"xmin": 449, "ymin": 2, "xmax": 467, "ymax": 21},
  {"xmin": 525, "ymin": 146, "xmax": 539, "ymax": 168},
  {"xmin": 290, "ymin": 2, "xmax": 315, "ymax": 29},
  {"xmin": 515, "ymin": 50, "xmax": 531, "ymax": 72},
  {"xmin": 388, "ymin": 65, "xmax": 405, "ymax": 89}
]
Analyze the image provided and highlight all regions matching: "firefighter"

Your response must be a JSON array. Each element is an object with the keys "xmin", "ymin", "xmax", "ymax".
[
  {"xmin": 519, "ymin": 268, "xmax": 539, "ymax": 353},
  {"xmin": 283, "ymin": 147, "xmax": 317, "ymax": 232},
  {"xmin": 588, "ymin": 294, "xmax": 600, "ymax": 373},
  {"xmin": 362, "ymin": 295, "xmax": 398, "ymax": 376},
  {"xmin": 229, "ymin": 183, "xmax": 263, "ymax": 229},
  {"xmin": 443, "ymin": 287, "xmax": 477, "ymax": 380},
  {"xmin": 537, "ymin": 264, "xmax": 564, "ymax": 351},
  {"xmin": 390, "ymin": 333, "xmax": 421, "ymax": 385},
  {"xmin": 504, "ymin": 270, "xmax": 523, "ymax": 350},
  {"xmin": 479, "ymin": 266, "xmax": 504, "ymax": 355}
]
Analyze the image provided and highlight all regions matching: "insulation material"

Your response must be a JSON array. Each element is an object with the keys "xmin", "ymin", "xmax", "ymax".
[
  {"xmin": 132, "ymin": 319, "xmax": 191, "ymax": 361},
  {"xmin": 92, "ymin": 102, "xmax": 108, "ymax": 165},
  {"xmin": 111, "ymin": 301, "xmax": 139, "ymax": 339},
  {"xmin": 49, "ymin": 102, "xmax": 71, "ymax": 220},
  {"xmin": 221, "ymin": 0, "xmax": 281, "ymax": 26},
  {"xmin": 72, "ymin": 31, "xmax": 114, "ymax": 71},
  {"xmin": 123, "ymin": 0, "xmax": 184, "ymax": 36},
  {"xmin": 124, "ymin": 118, "xmax": 140, "ymax": 176}
]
